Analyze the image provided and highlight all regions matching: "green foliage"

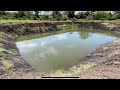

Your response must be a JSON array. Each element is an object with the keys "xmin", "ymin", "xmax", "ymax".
[
  {"xmin": 76, "ymin": 12, "xmax": 85, "ymax": 19},
  {"xmin": 40, "ymin": 15, "xmax": 49, "ymax": 20},
  {"xmin": 107, "ymin": 15, "xmax": 116, "ymax": 20},
  {"xmin": 1, "ymin": 11, "xmax": 120, "ymax": 21},
  {"xmin": 76, "ymin": 12, "xmax": 90, "ymax": 19},
  {"xmin": 92, "ymin": 11, "xmax": 109, "ymax": 20},
  {"xmin": 114, "ymin": 11, "xmax": 120, "ymax": 19},
  {"xmin": 14, "ymin": 11, "xmax": 34, "ymax": 20},
  {"xmin": 2, "ymin": 60, "xmax": 13, "ymax": 69},
  {"xmin": 51, "ymin": 11, "xmax": 62, "ymax": 20},
  {"xmin": 0, "ymin": 47, "xmax": 5, "ymax": 52},
  {"xmin": 61, "ymin": 15, "xmax": 68, "ymax": 21},
  {"xmin": 49, "ymin": 15, "xmax": 53, "ymax": 20},
  {"xmin": 86, "ymin": 15, "xmax": 93, "ymax": 20},
  {"xmin": 68, "ymin": 11, "xmax": 75, "ymax": 18}
]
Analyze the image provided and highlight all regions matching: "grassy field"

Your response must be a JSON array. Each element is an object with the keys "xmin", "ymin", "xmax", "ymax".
[
  {"xmin": 0, "ymin": 20, "xmax": 46, "ymax": 23},
  {"xmin": 77, "ymin": 19, "xmax": 120, "ymax": 23},
  {"xmin": 0, "ymin": 19, "xmax": 120, "ymax": 23}
]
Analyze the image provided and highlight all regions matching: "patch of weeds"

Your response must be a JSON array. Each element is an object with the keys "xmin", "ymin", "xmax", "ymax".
[
  {"xmin": 0, "ymin": 47, "xmax": 6, "ymax": 53},
  {"xmin": 80, "ymin": 62, "xmax": 96, "ymax": 70},
  {"xmin": 0, "ymin": 47, "xmax": 15, "ymax": 56},
  {"xmin": 50, "ymin": 69, "xmax": 66, "ymax": 77},
  {"xmin": 2, "ymin": 60, "xmax": 13, "ymax": 69},
  {"xmin": 7, "ymin": 51, "xmax": 15, "ymax": 55},
  {"xmin": 0, "ymin": 32, "xmax": 6, "ymax": 36},
  {"xmin": 0, "ymin": 56, "xmax": 5, "ymax": 60},
  {"xmin": 15, "ymin": 29, "xmax": 24, "ymax": 35},
  {"xmin": 41, "ymin": 27, "xmax": 47, "ymax": 32}
]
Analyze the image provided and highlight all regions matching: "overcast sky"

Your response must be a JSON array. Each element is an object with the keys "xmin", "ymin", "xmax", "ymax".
[{"xmin": 6, "ymin": 11, "xmax": 80, "ymax": 15}]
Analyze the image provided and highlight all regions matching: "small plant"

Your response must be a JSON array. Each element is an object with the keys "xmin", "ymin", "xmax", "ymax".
[
  {"xmin": 0, "ymin": 47, "xmax": 6, "ymax": 53},
  {"xmin": 2, "ymin": 60, "xmax": 13, "ymax": 69},
  {"xmin": 61, "ymin": 15, "xmax": 68, "ymax": 21}
]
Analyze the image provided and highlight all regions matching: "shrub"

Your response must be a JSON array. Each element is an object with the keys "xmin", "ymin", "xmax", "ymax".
[
  {"xmin": 75, "ymin": 12, "xmax": 87, "ymax": 19},
  {"xmin": 61, "ymin": 15, "xmax": 68, "ymax": 21},
  {"xmin": 86, "ymin": 15, "xmax": 93, "ymax": 20},
  {"xmin": 107, "ymin": 16, "xmax": 116, "ymax": 20},
  {"xmin": 92, "ymin": 11, "xmax": 109, "ymax": 20}
]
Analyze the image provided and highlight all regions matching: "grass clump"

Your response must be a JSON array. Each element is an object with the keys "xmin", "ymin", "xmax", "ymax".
[
  {"xmin": 2, "ymin": 60, "xmax": 13, "ymax": 69},
  {"xmin": 0, "ymin": 47, "xmax": 6, "ymax": 53}
]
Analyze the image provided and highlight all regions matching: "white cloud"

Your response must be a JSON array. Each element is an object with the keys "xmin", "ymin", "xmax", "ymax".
[
  {"xmin": 37, "ymin": 46, "xmax": 58, "ymax": 59},
  {"xmin": 40, "ymin": 42, "xmax": 47, "ymax": 47},
  {"xmin": 55, "ymin": 34, "xmax": 67, "ymax": 40},
  {"xmin": 16, "ymin": 42, "xmax": 38, "ymax": 48}
]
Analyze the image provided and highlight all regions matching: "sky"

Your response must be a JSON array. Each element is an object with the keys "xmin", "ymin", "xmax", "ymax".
[{"xmin": 6, "ymin": 11, "xmax": 80, "ymax": 15}]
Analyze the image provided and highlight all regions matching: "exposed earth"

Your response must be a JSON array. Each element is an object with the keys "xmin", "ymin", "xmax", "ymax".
[{"xmin": 0, "ymin": 21, "xmax": 120, "ymax": 79}]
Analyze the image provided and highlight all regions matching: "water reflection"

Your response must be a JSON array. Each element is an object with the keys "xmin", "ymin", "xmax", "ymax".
[
  {"xmin": 79, "ymin": 31, "xmax": 92, "ymax": 40},
  {"xmin": 16, "ymin": 30, "xmax": 119, "ymax": 72}
]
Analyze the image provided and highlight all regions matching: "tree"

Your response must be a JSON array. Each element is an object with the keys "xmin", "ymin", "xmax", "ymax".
[
  {"xmin": 75, "ymin": 12, "xmax": 87, "ymax": 19},
  {"xmin": 51, "ymin": 11, "xmax": 62, "ymax": 20},
  {"xmin": 63, "ymin": 11, "xmax": 68, "ymax": 15},
  {"xmin": 34, "ymin": 11, "xmax": 40, "ymax": 19},
  {"xmin": 14, "ymin": 11, "xmax": 26, "ymax": 19},
  {"xmin": 67, "ymin": 11, "xmax": 75, "ymax": 18},
  {"xmin": 0, "ymin": 11, "xmax": 6, "ymax": 15},
  {"xmin": 92, "ymin": 11, "xmax": 109, "ymax": 20},
  {"xmin": 25, "ymin": 11, "xmax": 34, "ymax": 19},
  {"xmin": 114, "ymin": 11, "xmax": 120, "ymax": 19},
  {"xmin": 0, "ymin": 11, "xmax": 7, "ymax": 19}
]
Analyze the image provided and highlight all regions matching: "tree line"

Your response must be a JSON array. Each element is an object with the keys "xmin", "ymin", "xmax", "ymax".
[{"xmin": 0, "ymin": 11, "xmax": 120, "ymax": 20}]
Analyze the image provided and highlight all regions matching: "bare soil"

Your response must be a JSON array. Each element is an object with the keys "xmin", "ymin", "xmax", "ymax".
[{"xmin": 0, "ymin": 21, "xmax": 120, "ymax": 79}]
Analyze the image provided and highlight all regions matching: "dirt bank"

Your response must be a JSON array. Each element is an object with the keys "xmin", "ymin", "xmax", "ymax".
[
  {"xmin": 0, "ymin": 21, "xmax": 120, "ymax": 79},
  {"xmin": 0, "ymin": 32, "xmax": 32, "ymax": 76},
  {"xmin": 75, "ymin": 38, "xmax": 120, "ymax": 79}
]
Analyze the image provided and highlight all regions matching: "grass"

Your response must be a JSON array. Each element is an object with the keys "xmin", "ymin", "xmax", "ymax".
[
  {"xmin": 46, "ymin": 62, "xmax": 97, "ymax": 77},
  {"xmin": 0, "ymin": 19, "xmax": 120, "ymax": 23},
  {"xmin": 76, "ymin": 19, "xmax": 120, "ymax": 23},
  {"xmin": 0, "ymin": 47, "xmax": 6, "ymax": 52},
  {"xmin": 0, "ymin": 48, "xmax": 14, "ymax": 69},
  {"xmin": 0, "ymin": 20, "xmax": 47, "ymax": 23},
  {"xmin": 2, "ymin": 60, "xmax": 13, "ymax": 69},
  {"xmin": 16, "ymin": 26, "xmax": 120, "ymax": 42},
  {"xmin": 15, "ymin": 24, "xmax": 80, "ymax": 41}
]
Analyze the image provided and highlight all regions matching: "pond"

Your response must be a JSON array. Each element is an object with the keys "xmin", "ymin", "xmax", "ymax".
[{"xmin": 15, "ymin": 28, "xmax": 120, "ymax": 73}]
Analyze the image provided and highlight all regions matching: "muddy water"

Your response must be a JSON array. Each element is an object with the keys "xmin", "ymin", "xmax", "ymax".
[{"xmin": 15, "ymin": 28, "xmax": 120, "ymax": 73}]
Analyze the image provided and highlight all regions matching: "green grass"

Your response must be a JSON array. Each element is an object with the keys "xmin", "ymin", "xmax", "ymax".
[
  {"xmin": 77, "ymin": 19, "xmax": 120, "ymax": 23},
  {"xmin": 45, "ymin": 62, "xmax": 97, "ymax": 77},
  {"xmin": 15, "ymin": 24, "xmax": 79, "ymax": 41},
  {"xmin": 0, "ymin": 47, "xmax": 6, "ymax": 52},
  {"xmin": 0, "ymin": 20, "xmax": 46, "ymax": 23},
  {"xmin": 2, "ymin": 60, "xmax": 13, "ymax": 69},
  {"xmin": 1, "ymin": 19, "xmax": 120, "ymax": 23}
]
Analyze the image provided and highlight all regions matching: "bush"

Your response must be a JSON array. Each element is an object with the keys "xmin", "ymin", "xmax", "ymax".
[
  {"xmin": 92, "ymin": 11, "xmax": 109, "ymax": 20},
  {"xmin": 61, "ymin": 15, "xmax": 68, "ymax": 21},
  {"xmin": 86, "ymin": 15, "xmax": 93, "ymax": 20},
  {"xmin": 75, "ymin": 12, "xmax": 87, "ymax": 19},
  {"xmin": 40, "ymin": 15, "xmax": 49, "ymax": 20},
  {"xmin": 107, "ymin": 16, "xmax": 116, "ymax": 20},
  {"xmin": 48, "ymin": 16, "xmax": 53, "ymax": 20},
  {"xmin": 72, "ymin": 17, "xmax": 78, "ymax": 22}
]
